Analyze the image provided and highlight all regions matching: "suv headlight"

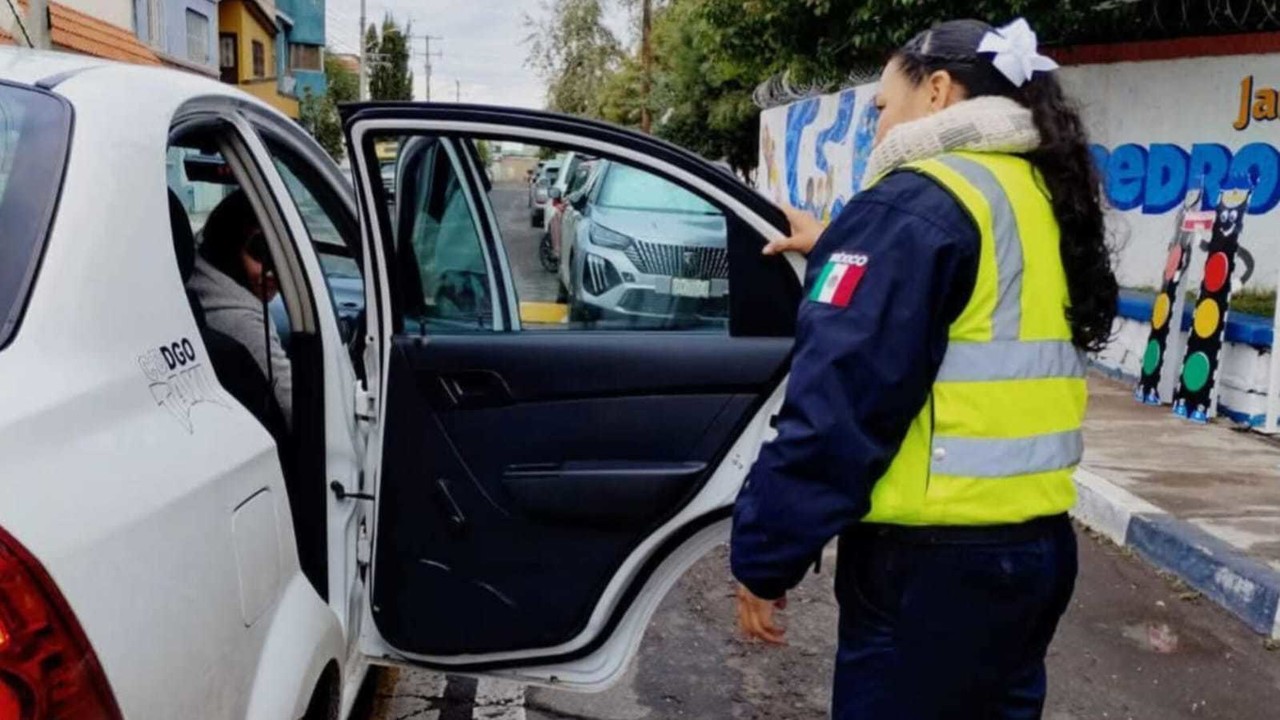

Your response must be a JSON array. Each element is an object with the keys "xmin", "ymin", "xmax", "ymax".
[{"xmin": 590, "ymin": 224, "xmax": 632, "ymax": 250}]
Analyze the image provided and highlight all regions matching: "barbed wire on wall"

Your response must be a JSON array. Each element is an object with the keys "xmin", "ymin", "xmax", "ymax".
[
  {"xmin": 1158, "ymin": 0, "xmax": 1278, "ymax": 35},
  {"xmin": 752, "ymin": 61, "xmax": 883, "ymax": 109},
  {"xmin": 1067, "ymin": 0, "xmax": 1279, "ymax": 42}
]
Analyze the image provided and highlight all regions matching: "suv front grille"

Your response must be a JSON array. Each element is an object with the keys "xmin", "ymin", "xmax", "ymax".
[{"xmin": 624, "ymin": 241, "xmax": 729, "ymax": 279}]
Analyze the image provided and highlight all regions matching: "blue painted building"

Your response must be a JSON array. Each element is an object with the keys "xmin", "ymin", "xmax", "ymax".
[
  {"xmin": 274, "ymin": 0, "xmax": 326, "ymax": 101},
  {"xmin": 133, "ymin": 0, "xmax": 220, "ymax": 76}
]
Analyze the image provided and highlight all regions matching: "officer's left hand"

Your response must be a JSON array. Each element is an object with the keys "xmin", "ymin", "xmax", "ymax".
[
  {"xmin": 736, "ymin": 584, "xmax": 787, "ymax": 644},
  {"xmin": 762, "ymin": 205, "xmax": 824, "ymax": 257}
]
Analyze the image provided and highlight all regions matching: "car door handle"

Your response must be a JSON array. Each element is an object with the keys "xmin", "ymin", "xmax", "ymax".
[{"xmin": 437, "ymin": 370, "xmax": 513, "ymax": 409}]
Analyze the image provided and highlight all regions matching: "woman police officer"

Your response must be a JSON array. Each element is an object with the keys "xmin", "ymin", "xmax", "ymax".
[{"xmin": 729, "ymin": 18, "xmax": 1118, "ymax": 719}]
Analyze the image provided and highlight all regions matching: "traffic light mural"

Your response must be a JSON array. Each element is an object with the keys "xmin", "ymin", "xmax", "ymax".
[
  {"xmin": 1172, "ymin": 181, "xmax": 1254, "ymax": 423},
  {"xmin": 1137, "ymin": 188, "xmax": 1207, "ymax": 405}
]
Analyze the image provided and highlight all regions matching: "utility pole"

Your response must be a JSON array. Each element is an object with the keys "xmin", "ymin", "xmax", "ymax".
[
  {"xmin": 358, "ymin": 0, "xmax": 368, "ymax": 100},
  {"xmin": 413, "ymin": 34, "xmax": 443, "ymax": 102},
  {"xmin": 455, "ymin": 79, "xmax": 461, "ymax": 102},
  {"xmin": 28, "ymin": 0, "xmax": 49, "ymax": 50},
  {"xmin": 640, "ymin": 0, "xmax": 652, "ymax": 133}
]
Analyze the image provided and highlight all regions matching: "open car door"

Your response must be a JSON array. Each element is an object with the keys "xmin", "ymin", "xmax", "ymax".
[{"xmin": 342, "ymin": 104, "xmax": 802, "ymax": 689}]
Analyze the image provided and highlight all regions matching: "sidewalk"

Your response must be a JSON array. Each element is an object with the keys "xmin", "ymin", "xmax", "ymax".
[{"xmin": 1075, "ymin": 374, "xmax": 1280, "ymax": 637}]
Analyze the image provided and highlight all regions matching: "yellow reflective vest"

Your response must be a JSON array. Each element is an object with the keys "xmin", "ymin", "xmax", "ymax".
[{"xmin": 862, "ymin": 151, "xmax": 1086, "ymax": 526}]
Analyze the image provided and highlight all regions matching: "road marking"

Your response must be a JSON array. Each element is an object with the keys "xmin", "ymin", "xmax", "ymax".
[
  {"xmin": 472, "ymin": 677, "xmax": 527, "ymax": 719},
  {"xmin": 519, "ymin": 301, "xmax": 569, "ymax": 324}
]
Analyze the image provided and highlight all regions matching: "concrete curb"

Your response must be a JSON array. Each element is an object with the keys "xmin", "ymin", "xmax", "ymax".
[{"xmin": 1072, "ymin": 468, "xmax": 1280, "ymax": 638}]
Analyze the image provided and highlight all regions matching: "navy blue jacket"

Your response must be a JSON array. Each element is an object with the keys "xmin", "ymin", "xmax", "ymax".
[{"xmin": 730, "ymin": 170, "xmax": 981, "ymax": 600}]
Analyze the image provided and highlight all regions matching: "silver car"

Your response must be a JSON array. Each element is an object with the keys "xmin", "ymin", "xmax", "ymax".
[{"xmin": 560, "ymin": 160, "xmax": 729, "ymax": 326}]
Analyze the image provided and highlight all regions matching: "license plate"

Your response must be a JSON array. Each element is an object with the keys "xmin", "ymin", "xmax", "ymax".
[{"xmin": 671, "ymin": 278, "xmax": 711, "ymax": 298}]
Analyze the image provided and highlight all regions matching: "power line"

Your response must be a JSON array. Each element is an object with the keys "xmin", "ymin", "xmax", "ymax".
[
  {"xmin": 3, "ymin": 0, "xmax": 32, "ymax": 47},
  {"xmin": 410, "ymin": 34, "xmax": 443, "ymax": 102}
]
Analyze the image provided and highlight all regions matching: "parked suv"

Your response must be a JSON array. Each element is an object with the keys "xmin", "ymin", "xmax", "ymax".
[{"xmin": 558, "ymin": 160, "xmax": 730, "ymax": 325}]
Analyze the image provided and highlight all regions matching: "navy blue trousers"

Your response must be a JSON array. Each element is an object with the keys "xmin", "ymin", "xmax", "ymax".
[{"xmin": 832, "ymin": 515, "xmax": 1077, "ymax": 720}]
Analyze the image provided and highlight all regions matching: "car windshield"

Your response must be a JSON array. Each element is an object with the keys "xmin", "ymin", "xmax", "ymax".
[
  {"xmin": 596, "ymin": 163, "xmax": 719, "ymax": 215},
  {"xmin": 0, "ymin": 83, "xmax": 71, "ymax": 350}
]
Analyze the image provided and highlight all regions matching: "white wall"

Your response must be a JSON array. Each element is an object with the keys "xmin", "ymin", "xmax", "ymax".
[
  {"xmin": 1060, "ymin": 54, "xmax": 1280, "ymax": 289},
  {"xmin": 62, "ymin": 0, "xmax": 135, "ymax": 31},
  {"xmin": 1095, "ymin": 315, "xmax": 1270, "ymax": 425}
]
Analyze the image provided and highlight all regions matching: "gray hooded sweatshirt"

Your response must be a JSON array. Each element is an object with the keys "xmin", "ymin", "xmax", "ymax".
[{"xmin": 187, "ymin": 256, "xmax": 293, "ymax": 426}]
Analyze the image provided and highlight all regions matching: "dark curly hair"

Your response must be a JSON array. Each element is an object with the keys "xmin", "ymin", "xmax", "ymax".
[
  {"xmin": 199, "ymin": 188, "xmax": 266, "ymax": 290},
  {"xmin": 893, "ymin": 19, "xmax": 1118, "ymax": 353}
]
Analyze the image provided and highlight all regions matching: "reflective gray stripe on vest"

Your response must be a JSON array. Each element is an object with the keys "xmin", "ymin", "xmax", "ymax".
[
  {"xmin": 937, "ymin": 340, "xmax": 1086, "ymax": 382},
  {"xmin": 935, "ymin": 155, "xmax": 1023, "ymax": 340},
  {"xmin": 930, "ymin": 430, "xmax": 1083, "ymax": 478}
]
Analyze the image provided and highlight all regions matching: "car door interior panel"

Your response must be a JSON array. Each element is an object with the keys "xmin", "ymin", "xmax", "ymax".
[
  {"xmin": 371, "ymin": 334, "xmax": 790, "ymax": 655},
  {"xmin": 344, "ymin": 105, "xmax": 803, "ymax": 664}
]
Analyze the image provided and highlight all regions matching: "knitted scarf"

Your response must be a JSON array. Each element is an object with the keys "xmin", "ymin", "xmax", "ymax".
[{"xmin": 863, "ymin": 96, "xmax": 1041, "ymax": 184}]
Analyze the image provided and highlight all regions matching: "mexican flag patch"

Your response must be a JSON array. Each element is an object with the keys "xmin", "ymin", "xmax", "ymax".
[{"xmin": 810, "ymin": 252, "xmax": 868, "ymax": 307}]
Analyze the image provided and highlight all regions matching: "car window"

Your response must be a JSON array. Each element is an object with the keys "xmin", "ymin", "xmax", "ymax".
[
  {"xmin": 167, "ymin": 146, "xmax": 237, "ymax": 236},
  {"xmin": 0, "ymin": 84, "xmax": 71, "ymax": 350},
  {"xmin": 376, "ymin": 135, "xmax": 730, "ymax": 334},
  {"xmin": 380, "ymin": 136, "xmax": 494, "ymax": 333},
  {"xmin": 261, "ymin": 140, "xmax": 365, "ymax": 332},
  {"xmin": 596, "ymin": 163, "xmax": 719, "ymax": 215}
]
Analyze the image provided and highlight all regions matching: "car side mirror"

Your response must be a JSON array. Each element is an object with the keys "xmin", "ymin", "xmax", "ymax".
[{"xmin": 549, "ymin": 186, "xmax": 563, "ymax": 201}]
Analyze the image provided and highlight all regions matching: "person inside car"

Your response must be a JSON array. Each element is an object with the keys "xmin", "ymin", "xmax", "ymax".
[{"xmin": 187, "ymin": 189, "xmax": 293, "ymax": 427}]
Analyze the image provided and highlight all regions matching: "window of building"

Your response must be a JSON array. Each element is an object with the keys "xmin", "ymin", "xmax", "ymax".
[
  {"xmin": 185, "ymin": 10, "xmax": 210, "ymax": 64},
  {"xmin": 252, "ymin": 40, "xmax": 266, "ymax": 78},
  {"xmin": 290, "ymin": 44, "xmax": 322, "ymax": 72}
]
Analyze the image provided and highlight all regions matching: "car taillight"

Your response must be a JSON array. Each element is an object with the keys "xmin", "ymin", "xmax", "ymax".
[{"xmin": 0, "ymin": 526, "xmax": 123, "ymax": 720}]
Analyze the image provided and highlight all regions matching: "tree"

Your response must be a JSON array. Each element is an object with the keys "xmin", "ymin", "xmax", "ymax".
[
  {"xmin": 475, "ymin": 139, "xmax": 494, "ymax": 168},
  {"xmin": 525, "ymin": 0, "xmax": 624, "ymax": 117},
  {"xmin": 298, "ymin": 51, "xmax": 361, "ymax": 161},
  {"xmin": 368, "ymin": 15, "xmax": 414, "ymax": 101}
]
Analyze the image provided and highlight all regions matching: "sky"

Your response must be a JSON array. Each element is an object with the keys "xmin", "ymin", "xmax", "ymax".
[{"xmin": 325, "ymin": 0, "xmax": 633, "ymax": 108}]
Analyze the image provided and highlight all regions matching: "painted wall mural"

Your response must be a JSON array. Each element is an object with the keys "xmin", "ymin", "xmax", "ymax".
[
  {"xmin": 1058, "ymin": 57, "xmax": 1280, "ymax": 288},
  {"xmin": 1137, "ymin": 188, "xmax": 1204, "ymax": 405},
  {"xmin": 1173, "ymin": 181, "xmax": 1254, "ymax": 422},
  {"xmin": 758, "ymin": 55, "xmax": 1279, "ymax": 296},
  {"xmin": 758, "ymin": 82, "xmax": 879, "ymax": 221}
]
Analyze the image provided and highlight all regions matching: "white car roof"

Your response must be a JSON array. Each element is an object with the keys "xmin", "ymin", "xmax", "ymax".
[
  {"xmin": 0, "ymin": 46, "xmax": 291, "ymax": 124},
  {"xmin": 0, "ymin": 46, "xmax": 109, "ymax": 84}
]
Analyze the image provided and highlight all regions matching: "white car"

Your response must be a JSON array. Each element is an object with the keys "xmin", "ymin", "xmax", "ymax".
[{"xmin": 0, "ymin": 48, "xmax": 800, "ymax": 720}]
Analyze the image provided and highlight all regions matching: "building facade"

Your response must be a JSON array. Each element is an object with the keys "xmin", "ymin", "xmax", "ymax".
[
  {"xmin": 275, "ymin": 0, "xmax": 326, "ymax": 102},
  {"xmin": 132, "ymin": 0, "xmax": 219, "ymax": 76},
  {"xmin": 1, "ymin": 1, "xmax": 161, "ymax": 65},
  {"xmin": 217, "ymin": 0, "xmax": 299, "ymax": 117}
]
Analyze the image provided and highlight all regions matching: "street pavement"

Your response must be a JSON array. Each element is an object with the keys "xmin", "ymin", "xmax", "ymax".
[
  {"xmin": 490, "ymin": 181, "xmax": 561, "ymax": 307},
  {"xmin": 355, "ymin": 525, "xmax": 1280, "ymax": 720}
]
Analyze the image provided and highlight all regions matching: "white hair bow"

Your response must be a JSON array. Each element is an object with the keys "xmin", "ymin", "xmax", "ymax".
[{"xmin": 977, "ymin": 18, "xmax": 1059, "ymax": 87}]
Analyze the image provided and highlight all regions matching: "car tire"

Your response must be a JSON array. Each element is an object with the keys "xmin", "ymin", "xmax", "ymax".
[
  {"xmin": 539, "ymin": 232, "xmax": 559, "ymax": 273},
  {"xmin": 569, "ymin": 300, "xmax": 601, "ymax": 323},
  {"xmin": 300, "ymin": 665, "xmax": 340, "ymax": 720}
]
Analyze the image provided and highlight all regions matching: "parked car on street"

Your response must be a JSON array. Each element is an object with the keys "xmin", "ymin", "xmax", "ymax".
[
  {"xmin": 540, "ymin": 151, "xmax": 596, "ymax": 272},
  {"xmin": 0, "ymin": 47, "xmax": 798, "ymax": 720},
  {"xmin": 529, "ymin": 158, "xmax": 563, "ymax": 227},
  {"xmin": 557, "ymin": 160, "xmax": 731, "ymax": 325}
]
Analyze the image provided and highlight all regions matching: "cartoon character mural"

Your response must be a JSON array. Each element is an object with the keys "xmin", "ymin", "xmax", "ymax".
[
  {"xmin": 761, "ymin": 125, "xmax": 780, "ymax": 204},
  {"xmin": 1137, "ymin": 187, "xmax": 1208, "ymax": 405},
  {"xmin": 850, "ymin": 100, "xmax": 880, "ymax": 192},
  {"xmin": 757, "ymin": 82, "xmax": 880, "ymax": 221},
  {"xmin": 1172, "ymin": 180, "xmax": 1254, "ymax": 423}
]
